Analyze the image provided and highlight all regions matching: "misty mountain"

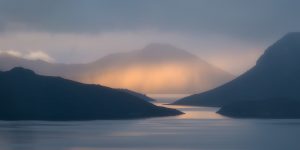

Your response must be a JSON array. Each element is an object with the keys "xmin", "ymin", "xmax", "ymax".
[
  {"xmin": 0, "ymin": 67, "xmax": 182, "ymax": 120},
  {"xmin": 0, "ymin": 43, "xmax": 234, "ymax": 94},
  {"xmin": 173, "ymin": 32, "xmax": 300, "ymax": 106}
]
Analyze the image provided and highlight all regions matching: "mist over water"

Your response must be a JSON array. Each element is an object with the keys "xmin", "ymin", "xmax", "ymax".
[{"xmin": 0, "ymin": 95, "xmax": 299, "ymax": 150}]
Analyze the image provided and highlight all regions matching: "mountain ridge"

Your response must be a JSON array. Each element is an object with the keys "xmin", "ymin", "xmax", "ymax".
[
  {"xmin": 0, "ymin": 67, "xmax": 182, "ymax": 120},
  {"xmin": 0, "ymin": 43, "xmax": 234, "ymax": 94},
  {"xmin": 173, "ymin": 32, "xmax": 300, "ymax": 106}
]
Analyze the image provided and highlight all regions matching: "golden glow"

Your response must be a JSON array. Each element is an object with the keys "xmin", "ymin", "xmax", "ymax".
[
  {"xmin": 83, "ymin": 62, "xmax": 219, "ymax": 94},
  {"xmin": 177, "ymin": 110, "xmax": 224, "ymax": 119},
  {"xmin": 95, "ymin": 64, "xmax": 189, "ymax": 92},
  {"xmin": 155, "ymin": 102, "xmax": 225, "ymax": 119}
]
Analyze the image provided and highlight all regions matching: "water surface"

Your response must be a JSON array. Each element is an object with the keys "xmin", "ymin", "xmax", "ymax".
[{"xmin": 0, "ymin": 95, "xmax": 300, "ymax": 150}]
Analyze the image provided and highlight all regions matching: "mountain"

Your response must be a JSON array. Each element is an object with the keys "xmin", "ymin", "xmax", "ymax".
[
  {"xmin": 83, "ymin": 43, "xmax": 234, "ymax": 94},
  {"xmin": 218, "ymin": 98, "xmax": 300, "ymax": 118},
  {"xmin": 0, "ymin": 67, "xmax": 182, "ymax": 120},
  {"xmin": 173, "ymin": 32, "xmax": 300, "ymax": 106},
  {"xmin": 119, "ymin": 89, "xmax": 156, "ymax": 102},
  {"xmin": 0, "ymin": 55, "xmax": 156, "ymax": 102},
  {"xmin": 0, "ymin": 43, "xmax": 234, "ymax": 94}
]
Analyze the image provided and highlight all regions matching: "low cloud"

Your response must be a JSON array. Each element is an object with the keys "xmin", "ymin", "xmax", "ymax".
[
  {"xmin": 0, "ymin": 50, "xmax": 22, "ymax": 57},
  {"xmin": 0, "ymin": 50, "xmax": 55, "ymax": 62}
]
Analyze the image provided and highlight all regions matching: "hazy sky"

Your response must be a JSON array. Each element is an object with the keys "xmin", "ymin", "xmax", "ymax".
[{"xmin": 0, "ymin": 0, "xmax": 299, "ymax": 74}]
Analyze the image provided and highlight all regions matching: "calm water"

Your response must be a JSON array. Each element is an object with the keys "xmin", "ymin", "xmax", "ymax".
[{"xmin": 0, "ymin": 95, "xmax": 300, "ymax": 150}]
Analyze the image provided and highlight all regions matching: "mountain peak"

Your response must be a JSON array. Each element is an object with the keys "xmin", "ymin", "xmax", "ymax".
[
  {"xmin": 174, "ymin": 32, "xmax": 300, "ymax": 106},
  {"xmin": 282, "ymin": 32, "xmax": 300, "ymax": 40},
  {"xmin": 8, "ymin": 67, "xmax": 36, "ymax": 75},
  {"xmin": 143, "ymin": 43, "xmax": 179, "ymax": 50},
  {"xmin": 140, "ymin": 43, "xmax": 198, "ymax": 60},
  {"xmin": 275, "ymin": 32, "xmax": 300, "ymax": 47},
  {"xmin": 256, "ymin": 32, "xmax": 300, "ymax": 66}
]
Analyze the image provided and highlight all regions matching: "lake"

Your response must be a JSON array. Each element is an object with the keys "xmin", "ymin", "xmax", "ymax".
[{"xmin": 0, "ymin": 94, "xmax": 300, "ymax": 150}]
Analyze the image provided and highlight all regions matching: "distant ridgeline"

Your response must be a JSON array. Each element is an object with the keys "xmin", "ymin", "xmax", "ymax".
[
  {"xmin": 0, "ymin": 67, "xmax": 182, "ymax": 120},
  {"xmin": 0, "ymin": 43, "xmax": 234, "ymax": 94},
  {"xmin": 174, "ymin": 32, "xmax": 300, "ymax": 118}
]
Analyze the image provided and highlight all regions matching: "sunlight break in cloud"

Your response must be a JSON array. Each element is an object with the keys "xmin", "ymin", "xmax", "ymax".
[{"xmin": 0, "ymin": 50, "xmax": 55, "ymax": 62}]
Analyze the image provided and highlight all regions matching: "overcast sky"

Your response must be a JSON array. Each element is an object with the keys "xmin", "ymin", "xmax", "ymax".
[{"xmin": 0, "ymin": 0, "xmax": 299, "ymax": 74}]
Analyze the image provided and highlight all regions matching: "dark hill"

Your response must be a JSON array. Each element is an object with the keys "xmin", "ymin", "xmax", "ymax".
[
  {"xmin": 173, "ymin": 32, "xmax": 300, "ymax": 106},
  {"xmin": 0, "ymin": 67, "xmax": 182, "ymax": 120},
  {"xmin": 118, "ymin": 89, "xmax": 156, "ymax": 102},
  {"xmin": 218, "ymin": 98, "xmax": 300, "ymax": 118}
]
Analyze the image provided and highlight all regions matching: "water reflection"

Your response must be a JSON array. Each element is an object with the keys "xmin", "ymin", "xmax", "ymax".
[
  {"xmin": 155, "ymin": 102, "xmax": 225, "ymax": 119},
  {"xmin": 0, "ymin": 95, "xmax": 300, "ymax": 150},
  {"xmin": 178, "ymin": 110, "xmax": 224, "ymax": 119},
  {"xmin": 151, "ymin": 94, "xmax": 225, "ymax": 120}
]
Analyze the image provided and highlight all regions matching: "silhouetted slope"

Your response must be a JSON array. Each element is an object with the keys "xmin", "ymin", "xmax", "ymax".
[
  {"xmin": 0, "ymin": 43, "xmax": 234, "ymax": 94},
  {"xmin": 0, "ymin": 67, "xmax": 182, "ymax": 120},
  {"xmin": 119, "ymin": 89, "xmax": 156, "ymax": 101},
  {"xmin": 174, "ymin": 32, "xmax": 300, "ymax": 106},
  {"xmin": 218, "ymin": 98, "xmax": 300, "ymax": 118}
]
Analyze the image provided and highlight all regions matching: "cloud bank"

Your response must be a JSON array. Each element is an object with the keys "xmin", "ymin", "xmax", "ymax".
[
  {"xmin": 0, "ymin": 0, "xmax": 299, "ymax": 40},
  {"xmin": 0, "ymin": 50, "xmax": 55, "ymax": 62},
  {"xmin": 0, "ymin": 0, "xmax": 298, "ymax": 74}
]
